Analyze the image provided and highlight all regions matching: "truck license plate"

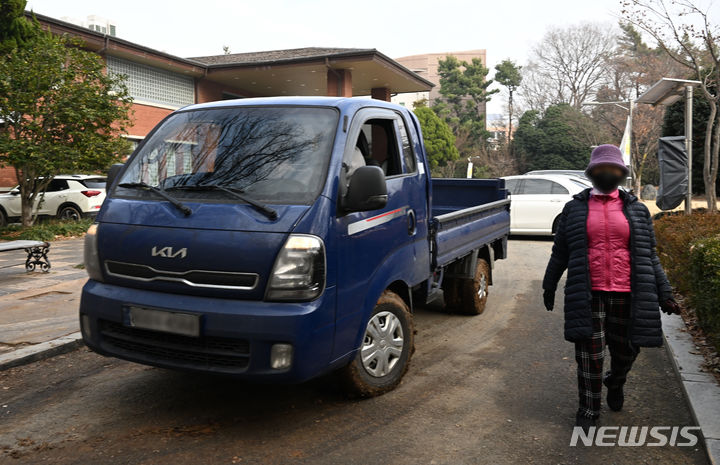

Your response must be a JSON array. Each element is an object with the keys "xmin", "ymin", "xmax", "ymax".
[{"xmin": 127, "ymin": 306, "xmax": 200, "ymax": 337}]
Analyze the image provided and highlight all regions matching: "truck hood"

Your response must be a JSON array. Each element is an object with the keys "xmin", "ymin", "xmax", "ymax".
[
  {"xmin": 95, "ymin": 198, "xmax": 311, "ymax": 300},
  {"xmin": 98, "ymin": 197, "xmax": 309, "ymax": 233}
]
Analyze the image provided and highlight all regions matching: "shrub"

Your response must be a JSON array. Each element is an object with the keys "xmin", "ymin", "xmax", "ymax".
[
  {"xmin": 653, "ymin": 212, "xmax": 720, "ymax": 294},
  {"xmin": 689, "ymin": 235, "xmax": 720, "ymax": 351},
  {"xmin": 0, "ymin": 218, "xmax": 93, "ymax": 241}
]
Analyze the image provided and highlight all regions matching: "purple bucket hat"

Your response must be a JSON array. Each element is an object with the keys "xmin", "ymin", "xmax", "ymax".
[{"xmin": 585, "ymin": 144, "xmax": 629, "ymax": 176}]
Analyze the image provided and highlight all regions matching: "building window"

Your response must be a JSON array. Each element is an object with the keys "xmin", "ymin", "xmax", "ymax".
[{"xmin": 107, "ymin": 56, "xmax": 194, "ymax": 108}]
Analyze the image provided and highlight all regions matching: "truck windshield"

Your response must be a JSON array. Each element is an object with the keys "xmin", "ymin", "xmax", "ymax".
[{"xmin": 115, "ymin": 106, "xmax": 339, "ymax": 205}]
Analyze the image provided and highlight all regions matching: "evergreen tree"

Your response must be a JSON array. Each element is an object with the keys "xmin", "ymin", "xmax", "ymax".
[
  {"xmin": 414, "ymin": 106, "xmax": 460, "ymax": 170},
  {"xmin": 514, "ymin": 104, "xmax": 597, "ymax": 172},
  {"xmin": 494, "ymin": 59, "xmax": 522, "ymax": 146},
  {"xmin": 0, "ymin": 0, "xmax": 37, "ymax": 54},
  {"xmin": 433, "ymin": 55, "xmax": 498, "ymax": 156}
]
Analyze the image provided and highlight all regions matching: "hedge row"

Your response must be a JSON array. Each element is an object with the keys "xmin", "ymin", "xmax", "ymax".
[
  {"xmin": 0, "ymin": 218, "xmax": 93, "ymax": 242},
  {"xmin": 689, "ymin": 235, "xmax": 720, "ymax": 351},
  {"xmin": 654, "ymin": 211, "xmax": 720, "ymax": 294},
  {"xmin": 654, "ymin": 211, "xmax": 720, "ymax": 351}
]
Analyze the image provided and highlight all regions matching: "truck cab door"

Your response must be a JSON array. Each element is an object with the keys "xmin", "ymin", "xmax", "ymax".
[{"xmin": 332, "ymin": 109, "xmax": 428, "ymax": 361}]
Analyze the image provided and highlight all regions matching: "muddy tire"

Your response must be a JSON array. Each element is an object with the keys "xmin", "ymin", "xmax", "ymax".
[
  {"xmin": 340, "ymin": 290, "xmax": 414, "ymax": 397},
  {"xmin": 449, "ymin": 258, "xmax": 490, "ymax": 315}
]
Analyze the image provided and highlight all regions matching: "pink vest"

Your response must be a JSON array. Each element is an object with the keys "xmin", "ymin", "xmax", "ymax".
[{"xmin": 586, "ymin": 189, "xmax": 631, "ymax": 292}]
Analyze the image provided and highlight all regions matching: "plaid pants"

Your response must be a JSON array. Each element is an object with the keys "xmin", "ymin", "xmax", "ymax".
[{"xmin": 575, "ymin": 291, "xmax": 639, "ymax": 418}]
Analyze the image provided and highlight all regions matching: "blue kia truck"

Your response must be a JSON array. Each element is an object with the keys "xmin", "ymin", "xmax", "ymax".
[{"xmin": 80, "ymin": 97, "xmax": 510, "ymax": 396}]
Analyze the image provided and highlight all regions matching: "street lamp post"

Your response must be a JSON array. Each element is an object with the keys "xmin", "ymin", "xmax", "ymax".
[{"xmin": 685, "ymin": 85, "xmax": 693, "ymax": 215}]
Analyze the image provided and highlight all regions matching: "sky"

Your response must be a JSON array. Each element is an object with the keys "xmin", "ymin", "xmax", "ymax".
[{"xmin": 21, "ymin": 0, "xmax": 713, "ymax": 115}]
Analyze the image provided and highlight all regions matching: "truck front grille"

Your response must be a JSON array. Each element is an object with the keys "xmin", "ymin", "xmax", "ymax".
[
  {"xmin": 99, "ymin": 320, "xmax": 250, "ymax": 372},
  {"xmin": 104, "ymin": 260, "xmax": 258, "ymax": 290}
]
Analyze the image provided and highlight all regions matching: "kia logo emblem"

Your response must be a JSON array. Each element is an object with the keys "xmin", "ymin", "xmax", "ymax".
[{"xmin": 151, "ymin": 246, "xmax": 187, "ymax": 259}]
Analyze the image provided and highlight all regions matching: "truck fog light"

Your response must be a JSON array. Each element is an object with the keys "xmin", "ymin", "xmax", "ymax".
[
  {"xmin": 270, "ymin": 343, "xmax": 293, "ymax": 369},
  {"xmin": 80, "ymin": 314, "xmax": 92, "ymax": 339}
]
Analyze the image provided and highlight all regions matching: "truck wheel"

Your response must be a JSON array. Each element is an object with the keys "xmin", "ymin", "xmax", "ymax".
[
  {"xmin": 454, "ymin": 258, "xmax": 491, "ymax": 315},
  {"xmin": 0, "ymin": 209, "xmax": 7, "ymax": 228},
  {"xmin": 340, "ymin": 290, "xmax": 415, "ymax": 397}
]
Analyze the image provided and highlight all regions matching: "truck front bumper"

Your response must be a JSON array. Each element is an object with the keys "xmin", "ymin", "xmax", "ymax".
[{"xmin": 79, "ymin": 280, "xmax": 337, "ymax": 382}]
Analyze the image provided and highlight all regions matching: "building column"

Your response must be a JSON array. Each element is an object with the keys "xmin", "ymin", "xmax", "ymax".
[
  {"xmin": 371, "ymin": 87, "xmax": 391, "ymax": 102},
  {"xmin": 326, "ymin": 69, "xmax": 352, "ymax": 97}
]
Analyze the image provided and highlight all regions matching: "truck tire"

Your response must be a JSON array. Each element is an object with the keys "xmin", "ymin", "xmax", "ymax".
[
  {"xmin": 0, "ymin": 209, "xmax": 7, "ymax": 228},
  {"xmin": 340, "ymin": 290, "xmax": 415, "ymax": 397},
  {"xmin": 451, "ymin": 258, "xmax": 491, "ymax": 315}
]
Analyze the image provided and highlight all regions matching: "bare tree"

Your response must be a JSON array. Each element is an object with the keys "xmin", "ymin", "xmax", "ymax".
[
  {"xmin": 591, "ymin": 22, "xmax": 685, "ymax": 193},
  {"xmin": 520, "ymin": 23, "xmax": 618, "ymax": 110},
  {"xmin": 622, "ymin": 0, "xmax": 720, "ymax": 212}
]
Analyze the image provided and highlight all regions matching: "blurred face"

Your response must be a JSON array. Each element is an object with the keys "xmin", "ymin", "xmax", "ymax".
[
  {"xmin": 588, "ymin": 164, "xmax": 625, "ymax": 193},
  {"xmin": 589, "ymin": 164, "xmax": 624, "ymax": 178}
]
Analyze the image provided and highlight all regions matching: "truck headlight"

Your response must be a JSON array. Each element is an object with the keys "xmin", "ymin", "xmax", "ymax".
[
  {"xmin": 84, "ymin": 223, "xmax": 104, "ymax": 282},
  {"xmin": 266, "ymin": 234, "xmax": 325, "ymax": 301}
]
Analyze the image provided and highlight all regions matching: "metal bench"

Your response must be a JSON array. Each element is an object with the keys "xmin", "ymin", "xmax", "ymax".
[{"xmin": 0, "ymin": 240, "xmax": 51, "ymax": 272}]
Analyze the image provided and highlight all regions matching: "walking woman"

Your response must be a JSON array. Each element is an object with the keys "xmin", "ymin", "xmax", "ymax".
[{"xmin": 542, "ymin": 144, "xmax": 681, "ymax": 431}]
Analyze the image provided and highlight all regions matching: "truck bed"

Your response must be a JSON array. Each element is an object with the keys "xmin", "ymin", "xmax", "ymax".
[{"xmin": 431, "ymin": 178, "xmax": 510, "ymax": 268}]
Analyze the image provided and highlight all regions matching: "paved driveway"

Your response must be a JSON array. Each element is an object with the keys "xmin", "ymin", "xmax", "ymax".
[{"xmin": 0, "ymin": 239, "xmax": 708, "ymax": 464}]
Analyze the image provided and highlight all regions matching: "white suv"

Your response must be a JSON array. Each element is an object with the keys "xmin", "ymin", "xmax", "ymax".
[{"xmin": 0, "ymin": 175, "xmax": 106, "ymax": 226}]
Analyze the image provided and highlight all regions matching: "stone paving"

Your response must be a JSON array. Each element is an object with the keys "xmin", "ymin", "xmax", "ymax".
[{"xmin": 0, "ymin": 238, "xmax": 86, "ymax": 352}]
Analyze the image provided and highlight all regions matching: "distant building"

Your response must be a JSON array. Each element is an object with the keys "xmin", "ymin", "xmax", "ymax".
[
  {"xmin": 60, "ymin": 14, "xmax": 117, "ymax": 36},
  {"xmin": 391, "ymin": 49, "xmax": 487, "ymax": 114},
  {"xmin": 0, "ymin": 11, "xmax": 433, "ymax": 187},
  {"xmin": 486, "ymin": 114, "xmax": 515, "ymax": 148}
]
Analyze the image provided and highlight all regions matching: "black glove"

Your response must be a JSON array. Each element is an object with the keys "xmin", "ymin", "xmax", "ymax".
[
  {"xmin": 543, "ymin": 289, "xmax": 555, "ymax": 311},
  {"xmin": 660, "ymin": 297, "xmax": 681, "ymax": 315}
]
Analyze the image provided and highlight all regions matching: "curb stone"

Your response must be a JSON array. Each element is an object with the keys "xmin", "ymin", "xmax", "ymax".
[
  {"xmin": 0, "ymin": 332, "xmax": 83, "ymax": 371},
  {"xmin": 662, "ymin": 312, "xmax": 720, "ymax": 465}
]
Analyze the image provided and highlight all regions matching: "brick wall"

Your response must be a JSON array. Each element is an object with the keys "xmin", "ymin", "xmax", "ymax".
[
  {"xmin": 127, "ymin": 102, "xmax": 174, "ymax": 137},
  {"xmin": 0, "ymin": 166, "xmax": 16, "ymax": 189}
]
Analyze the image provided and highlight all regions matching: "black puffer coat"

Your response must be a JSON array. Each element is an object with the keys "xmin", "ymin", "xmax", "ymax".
[{"xmin": 543, "ymin": 188, "xmax": 673, "ymax": 347}]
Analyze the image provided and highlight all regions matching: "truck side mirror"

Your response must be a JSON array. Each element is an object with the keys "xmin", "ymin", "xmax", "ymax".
[
  {"xmin": 107, "ymin": 163, "xmax": 124, "ymax": 189},
  {"xmin": 343, "ymin": 166, "xmax": 388, "ymax": 212}
]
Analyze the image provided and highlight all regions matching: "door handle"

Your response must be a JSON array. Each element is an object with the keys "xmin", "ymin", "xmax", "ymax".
[{"xmin": 407, "ymin": 209, "xmax": 416, "ymax": 235}]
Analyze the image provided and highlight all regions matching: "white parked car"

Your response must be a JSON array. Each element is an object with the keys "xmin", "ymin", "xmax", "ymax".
[
  {"xmin": 502, "ymin": 174, "xmax": 591, "ymax": 235},
  {"xmin": 0, "ymin": 175, "xmax": 106, "ymax": 226}
]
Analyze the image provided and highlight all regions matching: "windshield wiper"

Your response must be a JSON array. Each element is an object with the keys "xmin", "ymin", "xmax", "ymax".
[
  {"xmin": 167, "ymin": 184, "xmax": 278, "ymax": 220},
  {"xmin": 117, "ymin": 182, "xmax": 192, "ymax": 216}
]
